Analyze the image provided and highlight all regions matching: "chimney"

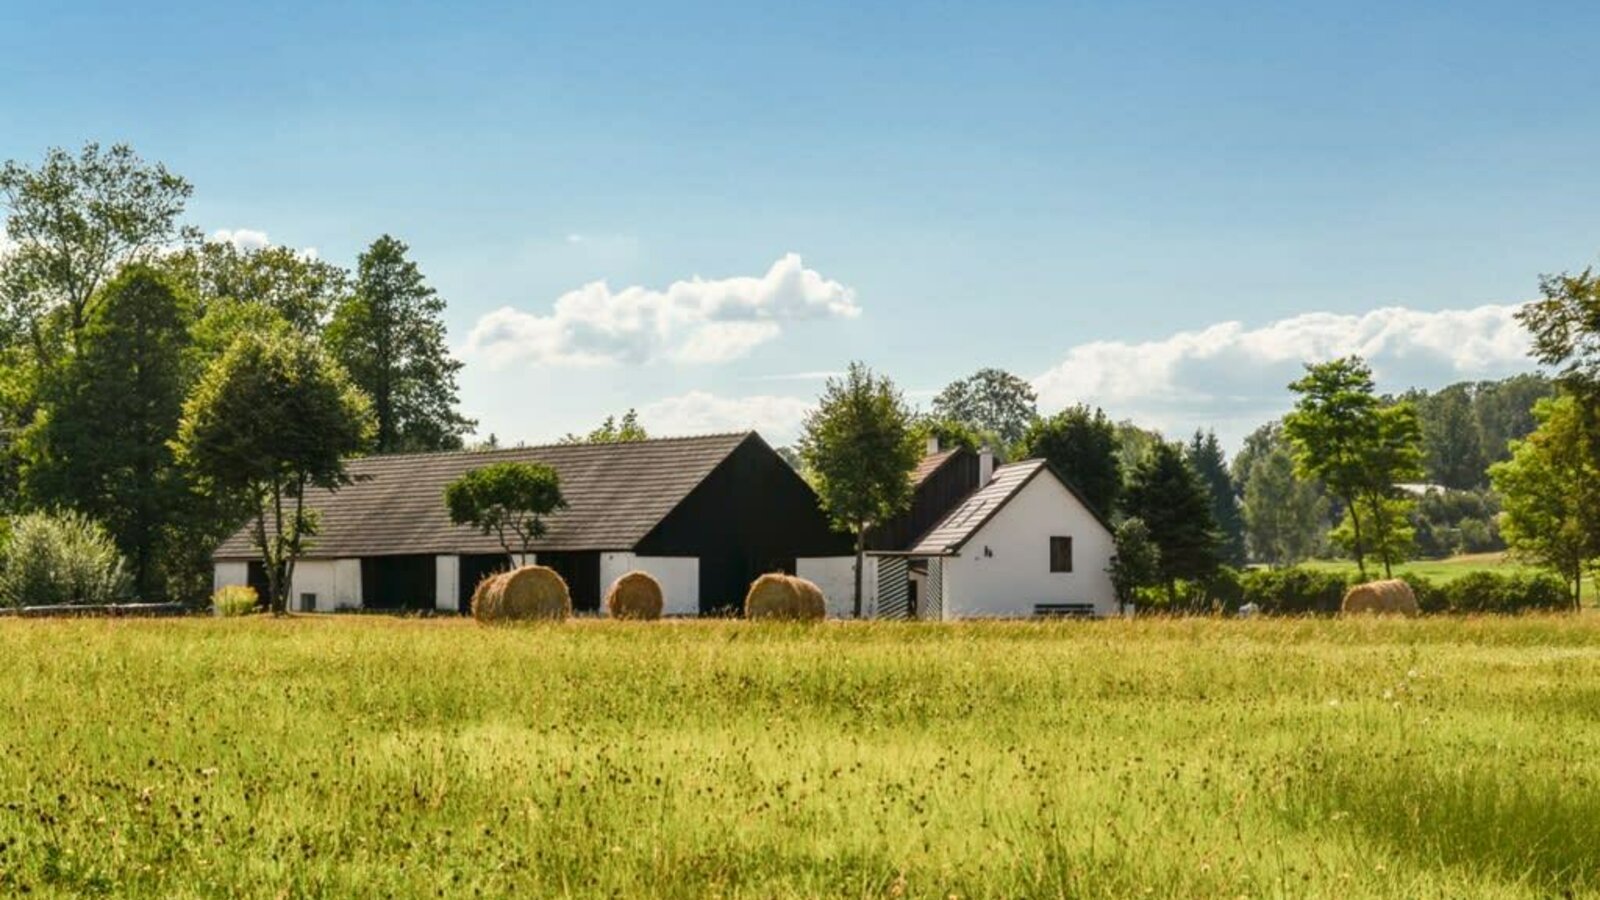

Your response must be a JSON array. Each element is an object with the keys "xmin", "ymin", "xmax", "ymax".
[
  {"xmin": 926, "ymin": 434, "xmax": 941, "ymax": 456},
  {"xmin": 978, "ymin": 444, "xmax": 995, "ymax": 485}
]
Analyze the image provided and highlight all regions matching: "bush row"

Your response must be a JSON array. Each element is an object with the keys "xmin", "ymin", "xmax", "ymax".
[{"xmin": 1156, "ymin": 565, "xmax": 1573, "ymax": 616}]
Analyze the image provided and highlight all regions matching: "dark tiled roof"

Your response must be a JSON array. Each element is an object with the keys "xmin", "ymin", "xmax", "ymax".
[
  {"xmin": 911, "ymin": 449, "xmax": 960, "ymax": 485},
  {"xmin": 213, "ymin": 432, "xmax": 752, "ymax": 560}
]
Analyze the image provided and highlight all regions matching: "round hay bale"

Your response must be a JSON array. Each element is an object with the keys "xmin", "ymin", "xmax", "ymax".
[
  {"xmin": 1341, "ymin": 579, "xmax": 1419, "ymax": 617},
  {"xmin": 744, "ymin": 572, "xmax": 802, "ymax": 620},
  {"xmin": 468, "ymin": 572, "xmax": 504, "ymax": 621},
  {"xmin": 605, "ymin": 570, "xmax": 664, "ymax": 620},
  {"xmin": 474, "ymin": 565, "xmax": 571, "ymax": 623},
  {"xmin": 788, "ymin": 576, "xmax": 827, "ymax": 621}
]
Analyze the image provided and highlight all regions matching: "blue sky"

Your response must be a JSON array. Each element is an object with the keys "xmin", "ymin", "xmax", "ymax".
[{"xmin": 5, "ymin": 1, "xmax": 1599, "ymax": 450}]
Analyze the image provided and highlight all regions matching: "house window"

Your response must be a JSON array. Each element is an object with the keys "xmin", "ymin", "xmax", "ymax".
[
  {"xmin": 299, "ymin": 592, "xmax": 317, "ymax": 612},
  {"xmin": 1049, "ymin": 536, "xmax": 1073, "ymax": 573}
]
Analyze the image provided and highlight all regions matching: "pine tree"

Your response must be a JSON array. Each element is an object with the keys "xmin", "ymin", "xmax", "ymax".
[
  {"xmin": 329, "ymin": 235, "xmax": 473, "ymax": 453},
  {"xmin": 1122, "ymin": 441, "xmax": 1220, "ymax": 605},
  {"xmin": 1185, "ymin": 429, "xmax": 1246, "ymax": 565},
  {"xmin": 23, "ymin": 264, "xmax": 194, "ymax": 598}
]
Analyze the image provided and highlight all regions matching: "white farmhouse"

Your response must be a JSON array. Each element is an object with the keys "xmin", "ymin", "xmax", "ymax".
[{"xmin": 868, "ymin": 449, "xmax": 1117, "ymax": 619}]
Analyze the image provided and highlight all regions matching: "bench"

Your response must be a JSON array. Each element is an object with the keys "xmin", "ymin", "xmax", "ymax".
[{"xmin": 1034, "ymin": 603, "xmax": 1096, "ymax": 619}]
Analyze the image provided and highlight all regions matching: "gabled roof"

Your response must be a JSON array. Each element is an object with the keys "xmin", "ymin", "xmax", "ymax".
[
  {"xmin": 911, "ymin": 448, "xmax": 963, "ymax": 486},
  {"xmin": 908, "ymin": 458, "xmax": 1113, "ymax": 556},
  {"xmin": 213, "ymin": 432, "xmax": 754, "ymax": 560}
]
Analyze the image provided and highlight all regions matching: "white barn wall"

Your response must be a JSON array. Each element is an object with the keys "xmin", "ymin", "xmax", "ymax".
[
  {"xmin": 290, "ymin": 559, "xmax": 363, "ymax": 612},
  {"xmin": 600, "ymin": 553, "xmax": 700, "ymax": 616},
  {"xmin": 941, "ymin": 474, "xmax": 1116, "ymax": 618},
  {"xmin": 213, "ymin": 561, "xmax": 247, "ymax": 593},
  {"xmin": 435, "ymin": 555, "xmax": 461, "ymax": 612},
  {"xmin": 796, "ymin": 557, "xmax": 858, "ymax": 618}
]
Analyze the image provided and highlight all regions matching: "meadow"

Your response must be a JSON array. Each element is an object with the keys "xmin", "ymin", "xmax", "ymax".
[{"xmin": 1, "ymin": 616, "xmax": 1597, "ymax": 898}]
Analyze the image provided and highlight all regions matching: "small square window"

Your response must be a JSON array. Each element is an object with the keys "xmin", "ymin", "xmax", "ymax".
[
  {"xmin": 1049, "ymin": 536, "xmax": 1073, "ymax": 573},
  {"xmin": 299, "ymin": 592, "xmax": 317, "ymax": 612}
]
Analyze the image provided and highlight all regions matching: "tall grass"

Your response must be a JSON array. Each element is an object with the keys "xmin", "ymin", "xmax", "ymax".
[{"xmin": 0, "ymin": 616, "xmax": 1596, "ymax": 897}]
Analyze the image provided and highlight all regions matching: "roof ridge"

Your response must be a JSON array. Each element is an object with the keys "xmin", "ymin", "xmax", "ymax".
[{"xmin": 348, "ymin": 431, "xmax": 754, "ymax": 464}]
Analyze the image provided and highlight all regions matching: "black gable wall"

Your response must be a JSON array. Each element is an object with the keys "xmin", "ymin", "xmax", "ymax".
[
  {"xmin": 867, "ymin": 450, "xmax": 979, "ymax": 551},
  {"xmin": 635, "ymin": 435, "xmax": 853, "ymax": 614}
]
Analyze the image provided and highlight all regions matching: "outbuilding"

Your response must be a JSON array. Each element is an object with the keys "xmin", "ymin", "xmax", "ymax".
[
  {"xmin": 867, "ymin": 446, "xmax": 1118, "ymax": 619},
  {"xmin": 212, "ymin": 432, "xmax": 856, "ymax": 615}
]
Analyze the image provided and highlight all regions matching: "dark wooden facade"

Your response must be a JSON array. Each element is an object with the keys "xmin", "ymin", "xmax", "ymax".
[
  {"xmin": 866, "ymin": 449, "xmax": 980, "ymax": 551},
  {"xmin": 457, "ymin": 553, "xmax": 513, "ymax": 614},
  {"xmin": 636, "ymin": 434, "xmax": 853, "ymax": 614},
  {"xmin": 361, "ymin": 555, "xmax": 436, "ymax": 611},
  {"xmin": 538, "ymin": 551, "xmax": 602, "ymax": 612}
]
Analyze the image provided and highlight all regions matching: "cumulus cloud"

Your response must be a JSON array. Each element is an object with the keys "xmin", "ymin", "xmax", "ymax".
[
  {"xmin": 209, "ymin": 228, "xmax": 271, "ymax": 251},
  {"xmin": 1032, "ymin": 304, "xmax": 1536, "ymax": 446},
  {"xmin": 463, "ymin": 253, "xmax": 860, "ymax": 367},
  {"xmin": 637, "ymin": 391, "xmax": 814, "ymax": 442}
]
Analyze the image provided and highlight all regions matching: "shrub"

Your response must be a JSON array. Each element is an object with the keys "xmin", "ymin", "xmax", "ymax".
[
  {"xmin": 212, "ymin": 584, "xmax": 259, "ymax": 617},
  {"xmin": 1399, "ymin": 574, "xmax": 1445, "ymax": 614},
  {"xmin": 1441, "ymin": 571, "xmax": 1570, "ymax": 614},
  {"xmin": 0, "ymin": 511, "xmax": 132, "ymax": 607},
  {"xmin": 1240, "ymin": 567, "xmax": 1349, "ymax": 615}
]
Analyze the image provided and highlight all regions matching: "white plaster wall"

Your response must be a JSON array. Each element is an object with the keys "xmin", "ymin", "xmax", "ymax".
[
  {"xmin": 600, "ymin": 553, "xmax": 700, "ymax": 616},
  {"xmin": 941, "ymin": 474, "xmax": 1117, "ymax": 618},
  {"xmin": 435, "ymin": 555, "xmax": 461, "ymax": 611},
  {"xmin": 797, "ymin": 556, "xmax": 858, "ymax": 618},
  {"xmin": 213, "ymin": 561, "xmax": 248, "ymax": 593}
]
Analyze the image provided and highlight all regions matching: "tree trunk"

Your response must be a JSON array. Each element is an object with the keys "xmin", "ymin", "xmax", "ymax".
[
  {"xmin": 1346, "ymin": 494, "xmax": 1367, "ymax": 579},
  {"xmin": 853, "ymin": 527, "xmax": 865, "ymax": 619}
]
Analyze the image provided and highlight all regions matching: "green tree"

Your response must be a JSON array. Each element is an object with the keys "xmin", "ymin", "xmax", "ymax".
[
  {"xmin": 22, "ymin": 265, "xmax": 194, "ymax": 598},
  {"xmin": 1018, "ymin": 404, "xmax": 1121, "ymax": 518},
  {"xmin": 1107, "ymin": 517, "xmax": 1161, "ymax": 614},
  {"xmin": 1518, "ymin": 265, "xmax": 1600, "ymax": 393},
  {"xmin": 1284, "ymin": 357, "xmax": 1422, "ymax": 578},
  {"xmin": 1490, "ymin": 395, "xmax": 1600, "ymax": 609},
  {"xmin": 1185, "ymin": 429, "xmax": 1245, "ymax": 565},
  {"xmin": 914, "ymin": 415, "xmax": 992, "ymax": 455},
  {"xmin": 1122, "ymin": 442, "xmax": 1219, "ymax": 605},
  {"xmin": 174, "ymin": 333, "xmax": 373, "ymax": 614},
  {"xmin": 1113, "ymin": 421, "xmax": 1162, "ymax": 488},
  {"xmin": 1415, "ymin": 384, "xmax": 1485, "ymax": 489},
  {"xmin": 0, "ymin": 143, "xmax": 193, "ymax": 354},
  {"xmin": 930, "ymin": 367, "xmax": 1038, "ymax": 447},
  {"xmin": 1235, "ymin": 424, "xmax": 1327, "ymax": 567},
  {"xmin": 160, "ymin": 239, "xmax": 349, "ymax": 335},
  {"xmin": 562, "ymin": 409, "xmax": 648, "ymax": 444},
  {"xmin": 328, "ymin": 235, "xmax": 473, "ymax": 453},
  {"xmin": 799, "ymin": 362, "xmax": 923, "ymax": 617},
  {"xmin": 0, "ymin": 510, "xmax": 131, "ymax": 608},
  {"xmin": 445, "ymin": 462, "xmax": 567, "ymax": 562}
]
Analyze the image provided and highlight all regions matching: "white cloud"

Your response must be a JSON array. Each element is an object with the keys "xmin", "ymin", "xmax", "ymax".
[
  {"xmin": 209, "ymin": 228, "xmax": 271, "ymax": 252},
  {"xmin": 1032, "ymin": 303, "xmax": 1536, "ymax": 448},
  {"xmin": 637, "ymin": 391, "xmax": 813, "ymax": 443},
  {"xmin": 462, "ymin": 253, "xmax": 861, "ymax": 368}
]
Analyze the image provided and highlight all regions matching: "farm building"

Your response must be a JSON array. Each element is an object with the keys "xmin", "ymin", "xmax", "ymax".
[
  {"xmin": 212, "ymin": 433, "xmax": 856, "ymax": 615},
  {"xmin": 865, "ymin": 440, "xmax": 1118, "ymax": 619}
]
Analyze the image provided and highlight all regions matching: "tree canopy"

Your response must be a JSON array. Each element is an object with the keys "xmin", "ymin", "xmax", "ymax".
[
  {"xmin": 1122, "ymin": 441, "xmax": 1219, "ymax": 604},
  {"xmin": 799, "ymin": 362, "xmax": 922, "ymax": 616},
  {"xmin": 444, "ymin": 462, "xmax": 567, "ymax": 560},
  {"xmin": 930, "ymin": 367, "xmax": 1038, "ymax": 447},
  {"xmin": 1490, "ymin": 395, "xmax": 1600, "ymax": 608},
  {"xmin": 328, "ymin": 235, "xmax": 473, "ymax": 453},
  {"xmin": 1018, "ymin": 405, "xmax": 1120, "ymax": 518},
  {"xmin": 174, "ymin": 332, "xmax": 373, "ymax": 613}
]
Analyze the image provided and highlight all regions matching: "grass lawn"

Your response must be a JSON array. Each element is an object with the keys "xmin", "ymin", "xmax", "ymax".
[
  {"xmin": 1304, "ymin": 553, "xmax": 1597, "ymax": 606},
  {"xmin": 3, "ymin": 617, "xmax": 1599, "ymax": 898}
]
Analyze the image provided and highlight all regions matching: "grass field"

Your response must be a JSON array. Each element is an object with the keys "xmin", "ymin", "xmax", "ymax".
[
  {"xmin": 1304, "ymin": 552, "xmax": 1596, "ymax": 606},
  {"xmin": 2, "ymin": 617, "xmax": 1598, "ymax": 898}
]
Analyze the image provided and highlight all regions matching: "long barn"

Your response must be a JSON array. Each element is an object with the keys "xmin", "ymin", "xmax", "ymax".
[{"xmin": 212, "ymin": 432, "xmax": 856, "ymax": 615}]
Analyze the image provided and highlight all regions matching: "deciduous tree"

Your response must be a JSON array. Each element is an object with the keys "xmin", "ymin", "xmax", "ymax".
[
  {"xmin": 1490, "ymin": 395, "xmax": 1600, "ymax": 609},
  {"xmin": 444, "ymin": 462, "xmax": 567, "ymax": 562},
  {"xmin": 930, "ymin": 367, "xmax": 1038, "ymax": 447},
  {"xmin": 1018, "ymin": 405, "xmax": 1121, "ymax": 518},
  {"xmin": 174, "ymin": 333, "xmax": 373, "ymax": 614},
  {"xmin": 799, "ymin": 362, "xmax": 923, "ymax": 616}
]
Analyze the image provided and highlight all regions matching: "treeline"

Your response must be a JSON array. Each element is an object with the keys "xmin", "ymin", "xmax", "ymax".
[{"xmin": 0, "ymin": 143, "xmax": 474, "ymax": 605}]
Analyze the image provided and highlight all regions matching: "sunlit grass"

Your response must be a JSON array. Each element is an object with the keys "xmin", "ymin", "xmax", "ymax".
[{"xmin": 1, "ymin": 616, "xmax": 1597, "ymax": 897}]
